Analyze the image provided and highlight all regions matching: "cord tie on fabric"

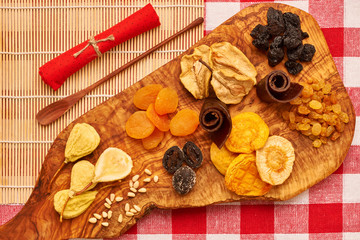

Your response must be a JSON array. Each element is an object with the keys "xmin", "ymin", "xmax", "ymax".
[{"xmin": 73, "ymin": 34, "xmax": 115, "ymax": 58}]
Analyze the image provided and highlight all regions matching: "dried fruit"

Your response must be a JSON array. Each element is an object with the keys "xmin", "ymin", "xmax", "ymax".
[
  {"xmin": 309, "ymin": 100, "xmax": 322, "ymax": 110},
  {"xmin": 93, "ymin": 147, "xmax": 133, "ymax": 183},
  {"xmin": 312, "ymin": 123, "xmax": 322, "ymax": 136},
  {"xmin": 154, "ymin": 87, "xmax": 179, "ymax": 115},
  {"xmin": 285, "ymin": 61, "xmax": 303, "ymax": 75},
  {"xmin": 210, "ymin": 142, "xmax": 238, "ymax": 175},
  {"xmin": 170, "ymin": 109, "xmax": 199, "ymax": 136},
  {"xmin": 225, "ymin": 153, "xmax": 271, "ymax": 196},
  {"xmin": 70, "ymin": 161, "xmax": 97, "ymax": 193},
  {"xmin": 225, "ymin": 112, "xmax": 269, "ymax": 153},
  {"xmin": 299, "ymin": 44, "xmax": 316, "ymax": 62},
  {"xmin": 172, "ymin": 166, "xmax": 196, "ymax": 195},
  {"xmin": 267, "ymin": 7, "xmax": 285, "ymax": 36},
  {"xmin": 182, "ymin": 141, "xmax": 203, "ymax": 169},
  {"xmin": 162, "ymin": 146, "xmax": 185, "ymax": 174},
  {"xmin": 251, "ymin": 24, "xmax": 271, "ymax": 51},
  {"xmin": 54, "ymin": 190, "xmax": 97, "ymax": 220},
  {"xmin": 146, "ymin": 104, "xmax": 170, "ymax": 132},
  {"xmin": 312, "ymin": 139, "xmax": 322, "ymax": 148},
  {"xmin": 256, "ymin": 136, "xmax": 295, "ymax": 185},
  {"xmin": 126, "ymin": 111, "xmax": 155, "ymax": 139},
  {"xmin": 133, "ymin": 84, "xmax": 163, "ymax": 110},
  {"xmin": 142, "ymin": 128, "xmax": 164, "ymax": 150}
]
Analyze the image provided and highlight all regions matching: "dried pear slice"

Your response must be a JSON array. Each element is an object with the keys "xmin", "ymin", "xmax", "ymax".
[
  {"xmin": 54, "ymin": 189, "xmax": 97, "ymax": 219},
  {"xmin": 70, "ymin": 160, "xmax": 97, "ymax": 193},
  {"xmin": 225, "ymin": 112, "xmax": 269, "ymax": 153},
  {"xmin": 210, "ymin": 142, "xmax": 238, "ymax": 175},
  {"xmin": 65, "ymin": 123, "xmax": 100, "ymax": 163},
  {"xmin": 256, "ymin": 136, "xmax": 295, "ymax": 185},
  {"xmin": 225, "ymin": 153, "xmax": 271, "ymax": 196},
  {"xmin": 210, "ymin": 42, "xmax": 257, "ymax": 84},
  {"xmin": 180, "ymin": 45, "xmax": 212, "ymax": 99},
  {"xmin": 93, "ymin": 147, "xmax": 133, "ymax": 183}
]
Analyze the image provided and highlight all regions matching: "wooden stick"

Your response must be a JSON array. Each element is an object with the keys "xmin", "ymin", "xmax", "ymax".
[{"xmin": 36, "ymin": 17, "xmax": 204, "ymax": 126}]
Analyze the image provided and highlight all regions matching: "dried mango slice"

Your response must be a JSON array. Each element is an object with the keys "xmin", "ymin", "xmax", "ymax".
[
  {"xmin": 180, "ymin": 45, "xmax": 212, "ymax": 99},
  {"xmin": 225, "ymin": 112, "xmax": 269, "ymax": 153},
  {"xmin": 256, "ymin": 136, "xmax": 295, "ymax": 185},
  {"xmin": 210, "ymin": 143, "xmax": 238, "ymax": 175},
  {"xmin": 225, "ymin": 153, "xmax": 271, "ymax": 196},
  {"xmin": 93, "ymin": 147, "xmax": 133, "ymax": 182}
]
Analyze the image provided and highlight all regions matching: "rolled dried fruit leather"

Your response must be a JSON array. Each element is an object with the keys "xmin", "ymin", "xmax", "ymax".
[
  {"xmin": 256, "ymin": 70, "xmax": 303, "ymax": 103},
  {"xmin": 39, "ymin": 4, "xmax": 160, "ymax": 90},
  {"xmin": 199, "ymin": 98, "xmax": 232, "ymax": 149}
]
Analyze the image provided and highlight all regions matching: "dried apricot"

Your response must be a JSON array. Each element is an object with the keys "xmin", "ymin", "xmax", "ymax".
[
  {"xmin": 155, "ymin": 87, "xmax": 179, "ymax": 115},
  {"xmin": 146, "ymin": 103, "xmax": 170, "ymax": 132},
  {"xmin": 225, "ymin": 153, "xmax": 271, "ymax": 196},
  {"xmin": 133, "ymin": 84, "xmax": 163, "ymax": 110},
  {"xmin": 225, "ymin": 112, "xmax": 269, "ymax": 153},
  {"xmin": 142, "ymin": 128, "xmax": 164, "ymax": 150},
  {"xmin": 210, "ymin": 143, "xmax": 238, "ymax": 175},
  {"xmin": 170, "ymin": 109, "xmax": 199, "ymax": 136},
  {"xmin": 125, "ymin": 111, "xmax": 155, "ymax": 139}
]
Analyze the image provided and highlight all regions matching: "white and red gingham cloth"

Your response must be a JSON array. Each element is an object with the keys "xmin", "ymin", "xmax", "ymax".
[{"xmin": 1, "ymin": 0, "xmax": 360, "ymax": 239}]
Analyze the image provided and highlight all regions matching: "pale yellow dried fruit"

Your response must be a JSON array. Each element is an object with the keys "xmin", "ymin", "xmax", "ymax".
[
  {"xmin": 180, "ymin": 45, "xmax": 212, "ymax": 99},
  {"xmin": 70, "ymin": 160, "xmax": 97, "ymax": 193},
  {"xmin": 210, "ymin": 142, "xmax": 238, "ymax": 175},
  {"xmin": 65, "ymin": 123, "xmax": 100, "ymax": 163},
  {"xmin": 93, "ymin": 147, "xmax": 133, "ymax": 182},
  {"xmin": 54, "ymin": 190, "xmax": 97, "ymax": 219},
  {"xmin": 256, "ymin": 136, "xmax": 295, "ymax": 185}
]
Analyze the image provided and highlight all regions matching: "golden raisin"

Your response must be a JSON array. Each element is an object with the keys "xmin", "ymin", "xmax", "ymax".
[
  {"xmin": 301, "ymin": 84, "xmax": 314, "ymax": 98},
  {"xmin": 309, "ymin": 100, "xmax": 322, "ymax": 110},
  {"xmin": 326, "ymin": 126, "xmax": 335, "ymax": 137},
  {"xmin": 332, "ymin": 104, "xmax": 341, "ymax": 114},
  {"xmin": 298, "ymin": 123, "xmax": 310, "ymax": 131},
  {"xmin": 311, "ymin": 123, "xmax": 322, "ymax": 136},
  {"xmin": 298, "ymin": 105, "xmax": 311, "ymax": 115},
  {"xmin": 282, "ymin": 111, "xmax": 290, "ymax": 121},
  {"xmin": 331, "ymin": 131, "xmax": 341, "ymax": 141},
  {"xmin": 339, "ymin": 112, "xmax": 349, "ymax": 123},
  {"xmin": 289, "ymin": 112, "xmax": 296, "ymax": 123},
  {"xmin": 290, "ymin": 97, "xmax": 302, "ymax": 105},
  {"xmin": 322, "ymin": 83, "xmax": 332, "ymax": 94},
  {"xmin": 312, "ymin": 139, "xmax": 322, "ymax": 148}
]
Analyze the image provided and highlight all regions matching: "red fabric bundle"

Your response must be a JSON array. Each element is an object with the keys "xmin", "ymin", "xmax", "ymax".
[{"xmin": 39, "ymin": 4, "xmax": 160, "ymax": 90}]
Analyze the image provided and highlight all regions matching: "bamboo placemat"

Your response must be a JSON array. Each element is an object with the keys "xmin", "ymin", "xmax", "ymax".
[{"xmin": 0, "ymin": 0, "xmax": 204, "ymax": 204}]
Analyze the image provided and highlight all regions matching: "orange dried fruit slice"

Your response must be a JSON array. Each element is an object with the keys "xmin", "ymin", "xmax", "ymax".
[
  {"xmin": 142, "ymin": 128, "xmax": 164, "ymax": 150},
  {"xmin": 146, "ymin": 103, "xmax": 170, "ymax": 132},
  {"xmin": 133, "ymin": 84, "xmax": 163, "ymax": 110},
  {"xmin": 225, "ymin": 112, "xmax": 269, "ymax": 153},
  {"xmin": 225, "ymin": 153, "xmax": 271, "ymax": 196},
  {"xmin": 125, "ymin": 111, "xmax": 155, "ymax": 139},
  {"xmin": 155, "ymin": 87, "xmax": 179, "ymax": 115},
  {"xmin": 210, "ymin": 143, "xmax": 238, "ymax": 175},
  {"xmin": 170, "ymin": 109, "xmax": 199, "ymax": 136},
  {"xmin": 256, "ymin": 136, "xmax": 295, "ymax": 185}
]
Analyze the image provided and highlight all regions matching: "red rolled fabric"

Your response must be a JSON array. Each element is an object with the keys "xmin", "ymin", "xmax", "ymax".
[{"xmin": 39, "ymin": 4, "xmax": 161, "ymax": 90}]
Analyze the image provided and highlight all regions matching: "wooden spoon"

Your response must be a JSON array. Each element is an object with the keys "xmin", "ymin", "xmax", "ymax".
[{"xmin": 36, "ymin": 17, "xmax": 204, "ymax": 126}]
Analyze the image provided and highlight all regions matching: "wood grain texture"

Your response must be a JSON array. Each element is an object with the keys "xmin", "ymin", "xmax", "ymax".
[{"xmin": 0, "ymin": 3, "xmax": 355, "ymax": 239}]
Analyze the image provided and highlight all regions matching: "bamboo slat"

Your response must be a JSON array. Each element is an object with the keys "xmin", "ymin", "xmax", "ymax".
[{"xmin": 0, "ymin": 0, "xmax": 204, "ymax": 204}]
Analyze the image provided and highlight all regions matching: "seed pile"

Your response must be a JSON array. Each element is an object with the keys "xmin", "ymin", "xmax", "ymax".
[{"xmin": 88, "ymin": 169, "xmax": 159, "ymax": 227}]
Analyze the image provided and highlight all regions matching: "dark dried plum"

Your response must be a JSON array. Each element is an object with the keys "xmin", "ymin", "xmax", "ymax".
[
  {"xmin": 301, "ymin": 31, "xmax": 309, "ymax": 39},
  {"xmin": 267, "ymin": 7, "xmax": 285, "ymax": 36},
  {"xmin": 162, "ymin": 146, "xmax": 185, "ymax": 174},
  {"xmin": 183, "ymin": 141, "xmax": 203, "ymax": 169},
  {"xmin": 299, "ymin": 44, "xmax": 316, "ymax": 62},
  {"xmin": 283, "ymin": 12, "xmax": 301, "ymax": 29},
  {"xmin": 252, "ymin": 38, "xmax": 269, "ymax": 51},
  {"xmin": 270, "ymin": 36, "xmax": 283, "ymax": 49},
  {"xmin": 283, "ymin": 28, "xmax": 302, "ymax": 49},
  {"xmin": 268, "ymin": 47, "xmax": 284, "ymax": 67},
  {"xmin": 285, "ymin": 61, "xmax": 303, "ymax": 75},
  {"xmin": 287, "ymin": 44, "xmax": 303, "ymax": 61},
  {"xmin": 250, "ymin": 24, "xmax": 269, "ymax": 39},
  {"xmin": 172, "ymin": 166, "xmax": 196, "ymax": 195}
]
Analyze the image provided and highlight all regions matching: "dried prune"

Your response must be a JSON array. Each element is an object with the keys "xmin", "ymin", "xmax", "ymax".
[
  {"xmin": 299, "ymin": 44, "xmax": 316, "ymax": 62},
  {"xmin": 183, "ymin": 141, "xmax": 203, "ymax": 169},
  {"xmin": 287, "ymin": 44, "xmax": 303, "ymax": 61},
  {"xmin": 285, "ymin": 61, "xmax": 303, "ymax": 75},
  {"xmin": 270, "ymin": 36, "xmax": 283, "ymax": 49},
  {"xmin": 283, "ymin": 12, "xmax": 301, "ymax": 29},
  {"xmin": 301, "ymin": 31, "xmax": 309, "ymax": 39},
  {"xmin": 172, "ymin": 166, "xmax": 196, "ymax": 195},
  {"xmin": 252, "ymin": 38, "xmax": 269, "ymax": 51},
  {"xmin": 250, "ymin": 24, "xmax": 269, "ymax": 39},
  {"xmin": 268, "ymin": 47, "xmax": 284, "ymax": 67},
  {"xmin": 283, "ymin": 28, "xmax": 302, "ymax": 49},
  {"xmin": 267, "ymin": 7, "xmax": 285, "ymax": 36},
  {"xmin": 162, "ymin": 146, "xmax": 185, "ymax": 174}
]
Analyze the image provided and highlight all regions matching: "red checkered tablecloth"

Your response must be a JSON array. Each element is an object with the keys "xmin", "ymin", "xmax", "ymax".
[{"xmin": 1, "ymin": 1, "xmax": 360, "ymax": 239}]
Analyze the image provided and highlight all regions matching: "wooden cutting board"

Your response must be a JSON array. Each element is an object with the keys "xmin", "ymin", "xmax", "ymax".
[{"xmin": 0, "ymin": 3, "xmax": 356, "ymax": 239}]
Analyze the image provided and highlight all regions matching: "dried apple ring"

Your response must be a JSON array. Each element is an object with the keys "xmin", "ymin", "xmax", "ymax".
[
  {"xmin": 225, "ymin": 112, "xmax": 269, "ymax": 153},
  {"xmin": 225, "ymin": 153, "xmax": 272, "ymax": 196}
]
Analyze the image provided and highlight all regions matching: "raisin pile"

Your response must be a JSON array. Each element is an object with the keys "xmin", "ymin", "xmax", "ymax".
[
  {"xmin": 162, "ymin": 141, "xmax": 203, "ymax": 194},
  {"xmin": 250, "ymin": 7, "xmax": 316, "ymax": 75}
]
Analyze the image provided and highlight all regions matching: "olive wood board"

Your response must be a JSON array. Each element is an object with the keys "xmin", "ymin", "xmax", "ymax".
[{"xmin": 0, "ymin": 3, "xmax": 355, "ymax": 239}]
